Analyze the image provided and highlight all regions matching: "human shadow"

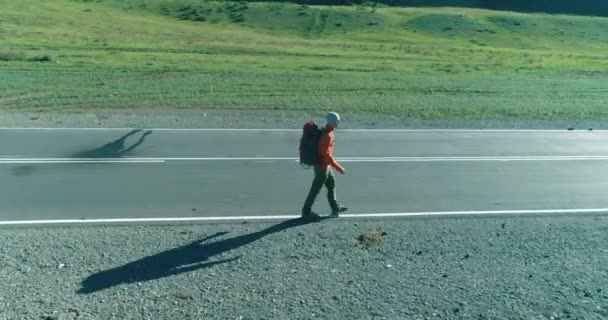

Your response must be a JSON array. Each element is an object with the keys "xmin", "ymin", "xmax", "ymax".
[
  {"xmin": 77, "ymin": 217, "xmax": 326, "ymax": 294},
  {"xmin": 11, "ymin": 129, "xmax": 153, "ymax": 176},
  {"xmin": 72, "ymin": 129, "xmax": 153, "ymax": 158}
]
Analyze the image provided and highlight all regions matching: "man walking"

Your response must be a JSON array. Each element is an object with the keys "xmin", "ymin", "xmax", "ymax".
[{"xmin": 301, "ymin": 112, "xmax": 349, "ymax": 220}]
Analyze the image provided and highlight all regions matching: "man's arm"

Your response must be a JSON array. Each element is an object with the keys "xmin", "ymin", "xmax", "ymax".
[{"xmin": 318, "ymin": 134, "xmax": 345, "ymax": 173}]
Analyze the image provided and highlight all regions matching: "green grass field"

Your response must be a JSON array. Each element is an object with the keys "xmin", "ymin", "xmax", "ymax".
[{"xmin": 1, "ymin": 0, "xmax": 608, "ymax": 120}]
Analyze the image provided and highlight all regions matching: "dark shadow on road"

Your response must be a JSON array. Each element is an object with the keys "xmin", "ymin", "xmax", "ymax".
[
  {"xmin": 77, "ymin": 217, "xmax": 325, "ymax": 294},
  {"xmin": 72, "ymin": 129, "xmax": 153, "ymax": 158},
  {"xmin": 11, "ymin": 129, "xmax": 153, "ymax": 176}
]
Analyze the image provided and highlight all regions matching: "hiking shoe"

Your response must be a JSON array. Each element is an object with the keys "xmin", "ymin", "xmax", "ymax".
[
  {"xmin": 301, "ymin": 211, "xmax": 322, "ymax": 221},
  {"xmin": 330, "ymin": 206, "xmax": 348, "ymax": 218}
]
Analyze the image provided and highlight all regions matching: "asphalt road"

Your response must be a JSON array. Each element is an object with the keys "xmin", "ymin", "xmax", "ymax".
[{"xmin": 2, "ymin": 128, "xmax": 608, "ymax": 221}]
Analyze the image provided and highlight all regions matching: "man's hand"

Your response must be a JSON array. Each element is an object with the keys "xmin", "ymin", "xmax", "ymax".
[{"xmin": 339, "ymin": 168, "xmax": 346, "ymax": 175}]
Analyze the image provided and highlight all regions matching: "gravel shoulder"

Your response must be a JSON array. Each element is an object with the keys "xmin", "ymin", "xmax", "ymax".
[
  {"xmin": 2, "ymin": 215, "xmax": 608, "ymax": 320},
  {"xmin": 2, "ymin": 110, "xmax": 607, "ymax": 130}
]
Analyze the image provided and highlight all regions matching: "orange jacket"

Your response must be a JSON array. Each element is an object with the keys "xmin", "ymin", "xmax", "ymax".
[{"xmin": 318, "ymin": 127, "xmax": 344, "ymax": 173}]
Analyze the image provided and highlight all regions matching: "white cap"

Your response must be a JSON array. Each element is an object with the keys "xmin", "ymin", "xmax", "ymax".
[{"xmin": 326, "ymin": 112, "xmax": 340, "ymax": 126}]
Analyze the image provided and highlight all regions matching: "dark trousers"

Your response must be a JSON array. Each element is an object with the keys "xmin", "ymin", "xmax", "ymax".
[{"xmin": 302, "ymin": 165, "xmax": 338, "ymax": 214}]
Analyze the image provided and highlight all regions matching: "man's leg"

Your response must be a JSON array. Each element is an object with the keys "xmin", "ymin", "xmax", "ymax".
[
  {"xmin": 325, "ymin": 169, "xmax": 338, "ymax": 211},
  {"xmin": 326, "ymin": 169, "xmax": 348, "ymax": 217},
  {"xmin": 301, "ymin": 166, "xmax": 328, "ymax": 215}
]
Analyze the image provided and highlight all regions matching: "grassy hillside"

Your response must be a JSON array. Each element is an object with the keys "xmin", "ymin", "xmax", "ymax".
[{"xmin": 1, "ymin": 0, "xmax": 608, "ymax": 120}]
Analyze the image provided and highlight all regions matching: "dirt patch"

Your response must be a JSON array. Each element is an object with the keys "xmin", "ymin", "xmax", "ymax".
[
  {"xmin": 356, "ymin": 228, "xmax": 387, "ymax": 247},
  {"xmin": 0, "ymin": 91, "xmax": 54, "ymax": 106}
]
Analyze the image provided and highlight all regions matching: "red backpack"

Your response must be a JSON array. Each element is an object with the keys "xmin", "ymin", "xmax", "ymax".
[{"xmin": 299, "ymin": 121, "xmax": 322, "ymax": 167}]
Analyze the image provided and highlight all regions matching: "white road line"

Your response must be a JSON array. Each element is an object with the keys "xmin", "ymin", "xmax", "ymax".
[
  {"xmin": 0, "ymin": 127, "xmax": 599, "ymax": 132},
  {"xmin": 2, "ymin": 208, "xmax": 608, "ymax": 225},
  {"xmin": 337, "ymin": 156, "xmax": 608, "ymax": 162},
  {"xmin": 2, "ymin": 156, "xmax": 608, "ymax": 163},
  {"xmin": 0, "ymin": 160, "xmax": 163, "ymax": 164},
  {"xmin": 0, "ymin": 215, "xmax": 295, "ymax": 225}
]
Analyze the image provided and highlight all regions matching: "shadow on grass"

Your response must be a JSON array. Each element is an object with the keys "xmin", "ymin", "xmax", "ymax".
[{"xmin": 77, "ymin": 217, "xmax": 326, "ymax": 294}]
